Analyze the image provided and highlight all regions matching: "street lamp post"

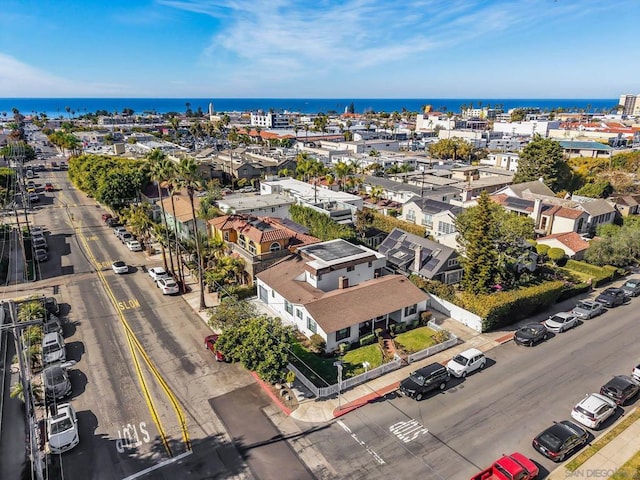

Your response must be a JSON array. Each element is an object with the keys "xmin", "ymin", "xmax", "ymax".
[{"xmin": 334, "ymin": 360, "xmax": 343, "ymax": 410}]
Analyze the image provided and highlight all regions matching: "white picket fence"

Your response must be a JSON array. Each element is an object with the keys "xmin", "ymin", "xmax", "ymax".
[{"xmin": 288, "ymin": 357, "xmax": 403, "ymax": 399}]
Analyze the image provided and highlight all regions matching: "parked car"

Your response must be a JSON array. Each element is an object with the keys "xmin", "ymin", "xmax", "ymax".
[
  {"xmin": 148, "ymin": 266, "xmax": 170, "ymax": 281},
  {"xmin": 120, "ymin": 232, "xmax": 134, "ymax": 244},
  {"xmin": 157, "ymin": 277, "xmax": 180, "ymax": 295},
  {"xmin": 398, "ymin": 363, "xmax": 450, "ymax": 400},
  {"xmin": 51, "ymin": 161, "xmax": 59, "ymax": 170},
  {"xmin": 42, "ymin": 332, "xmax": 66, "ymax": 365},
  {"xmin": 513, "ymin": 323, "xmax": 548, "ymax": 346},
  {"xmin": 45, "ymin": 297, "xmax": 60, "ymax": 316},
  {"xmin": 571, "ymin": 300, "xmax": 605, "ymax": 320},
  {"xmin": 33, "ymin": 236, "xmax": 48, "ymax": 251},
  {"xmin": 571, "ymin": 393, "xmax": 617, "ymax": 429},
  {"xmin": 112, "ymin": 261, "xmax": 129, "ymax": 274},
  {"xmin": 44, "ymin": 182, "xmax": 54, "ymax": 192},
  {"xmin": 113, "ymin": 226, "xmax": 127, "ymax": 237},
  {"xmin": 42, "ymin": 363, "xmax": 73, "ymax": 400},
  {"xmin": 47, "ymin": 403, "xmax": 79, "ymax": 454},
  {"xmin": 470, "ymin": 453, "xmax": 539, "ymax": 480},
  {"xmin": 43, "ymin": 315, "xmax": 63, "ymax": 335},
  {"xmin": 633, "ymin": 363, "xmax": 640, "ymax": 382},
  {"xmin": 126, "ymin": 240, "xmax": 143, "ymax": 252},
  {"xmin": 446, "ymin": 348, "xmax": 486, "ymax": 378},
  {"xmin": 621, "ymin": 278, "xmax": 640, "ymax": 297},
  {"xmin": 595, "ymin": 287, "xmax": 627, "ymax": 308},
  {"xmin": 101, "ymin": 213, "xmax": 113, "ymax": 223},
  {"xmin": 532, "ymin": 420, "xmax": 589, "ymax": 462},
  {"xmin": 27, "ymin": 185, "xmax": 36, "ymax": 194},
  {"xmin": 205, "ymin": 334, "xmax": 226, "ymax": 362},
  {"xmin": 29, "ymin": 192, "xmax": 40, "ymax": 203},
  {"xmin": 599, "ymin": 375, "xmax": 640, "ymax": 405},
  {"xmin": 35, "ymin": 248, "xmax": 48, "ymax": 262},
  {"xmin": 544, "ymin": 312, "xmax": 579, "ymax": 333},
  {"xmin": 106, "ymin": 217, "xmax": 122, "ymax": 227}
]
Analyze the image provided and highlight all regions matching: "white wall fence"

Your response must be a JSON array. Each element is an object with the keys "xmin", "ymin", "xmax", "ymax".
[
  {"xmin": 428, "ymin": 294, "xmax": 484, "ymax": 332},
  {"xmin": 288, "ymin": 357, "xmax": 403, "ymax": 399},
  {"xmin": 406, "ymin": 320, "xmax": 459, "ymax": 363}
]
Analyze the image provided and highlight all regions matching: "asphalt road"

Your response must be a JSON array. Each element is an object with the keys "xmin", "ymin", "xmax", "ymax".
[
  {"xmin": 301, "ymin": 298, "xmax": 640, "ymax": 480},
  {"xmin": 7, "ymin": 168, "xmax": 262, "ymax": 479}
]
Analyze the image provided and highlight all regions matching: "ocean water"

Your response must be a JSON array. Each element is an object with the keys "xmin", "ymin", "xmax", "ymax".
[{"xmin": 0, "ymin": 98, "xmax": 618, "ymax": 118}]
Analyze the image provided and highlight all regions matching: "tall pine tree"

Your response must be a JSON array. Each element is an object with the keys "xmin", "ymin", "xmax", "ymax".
[{"xmin": 456, "ymin": 191, "xmax": 500, "ymax": 294}]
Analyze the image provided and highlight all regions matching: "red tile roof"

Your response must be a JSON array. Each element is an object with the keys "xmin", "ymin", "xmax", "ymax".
[{"xmin": 537, "ymin": 232, "xmax": 590, "ymax": 253}]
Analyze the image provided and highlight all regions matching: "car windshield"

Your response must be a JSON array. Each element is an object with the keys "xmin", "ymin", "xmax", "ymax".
[
  {"xmin": 409, "ymin": 373, "xmax": 425, "ymax": 386},
  {"xmin": 520, "ymin": 326, "xmax": 538, "ymax": 335},
  {"xmin": 576, "ymin": 301, "xmax": 591, "ymax": 309},
  {"xmin": 452, "ymin": 355, "xmax": 467, "ymax": 365},
  {"xmin": 538, "ymin": 431, "xmax": 562, "ymax": 450},
  {"xmin": 114, "ymin": 262, "xmax": 125, "ymax": 267},
  {"xmin": 624, "ymin": 281, "xmax": 637, "ymax": 287},
  {"xmin": 165, "ymin": 280, "xmax": 177, "ymax": 287},
  {"xmin": 43, "ymin": 344, "xmax": 60, "ymax": 354},
  {"xmin": 45, "ymin": 368, "xmax": 66, "ymax": 386},
  {"xmin": 50, "ymin": 417, "xmax": 73, "ymax": 435}
]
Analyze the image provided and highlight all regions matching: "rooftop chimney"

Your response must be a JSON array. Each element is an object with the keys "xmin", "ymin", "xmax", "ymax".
[
  {"xmin": 338, "ymin": 276, "xmax": 349, "ymax": 289},
  {"xmin": 413, "ymin": 245, "xmax": 422, "ymax": 272}
]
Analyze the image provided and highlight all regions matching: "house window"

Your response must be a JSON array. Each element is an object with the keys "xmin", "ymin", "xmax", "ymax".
[
  {"xmin": 422, "ymin": 214, "xmax": 433, "ymax": 227},
  {"xmin": 271, "ymin": 207, "xmax": 276, "ymax": 213},
  {"xmin": 540, "ymin": 217, "xmax": 548, "ymax": 230},
  {"xmin": 296, "ymin": 309, "xmax": 303, "ymax": 319},
  {"xmin": 446, "ymin": 270, "xmax": 463, "ymax": 284},
  {"xmin": 447, "ymin": 258, "xmax": 459, "ymax": 267},
  {"xmin": 438, "ymin": 222, "xmax": 455, "ymax": 235},
  {"xmin": 307, "ymin": 317, "xmax": 317, "ymax": 333},
  {"xmin": 270, "ymin": 242, "xmax": 281, "ymax": 252},
  {"xmin": 347, "ymin": 266, "xmax": 355, "ymax": 272},
  {"xmin": 285, "ymin": 300, "xmax": 293, "ymax": 315},
  {"xmin": 336, "ymin": 327, "xmax": 351, "ymax": 341},
  {"xmin": 406, "ymin": 210, "xmax": 416, "ymax": 222},
  {"xmin": 248, "ymin": 240, "xmax": 257, "ymax": 254},
  {"xmin": 368, "ymin": 261, "xmax": 372, "ymax": 268},
  {"xmin": 404, "ymin": 304, "xmax": 417, "ymax": 316},
  {"xmin": 239, "ymin": 234, "xmax": 247, "ymax": 249},
  {"xmin": 223, "ymin": 231, "xmax": 229, "ymax": 241}
]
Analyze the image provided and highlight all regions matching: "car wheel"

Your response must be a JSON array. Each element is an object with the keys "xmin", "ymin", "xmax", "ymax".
[
  {"xmin": 480, "ymin": 361, "xmax": 486, "ymax": 369},
  {"xmin": 543, "ymin": 334, "xmax": 548, "ymax": 341},
  {"xmin": 557, "ymin": 453, "xmax": 566, "ymax": 462},
  {"xmin": 461, "ymin": 371, "xmax": 467, "ymax": 378},
  {"xmin": 415, "ymin": 393, "xmax": 423, "ymax": 401},
  {"xmin": 559, "ymin": 326, "xmax": 564, "ymax": 333},
  {"xmin": 529, "ymin": 340, "xmax": 534, "ymax": 347},
  {"xmin": 439, "ymin": 382, "xmax": 446, "ymax": 390}
]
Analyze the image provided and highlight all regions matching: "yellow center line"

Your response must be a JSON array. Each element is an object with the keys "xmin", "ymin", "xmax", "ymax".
[{"xmin": 73, "ymin": 218, "xmax": 191, "ymax": 453}]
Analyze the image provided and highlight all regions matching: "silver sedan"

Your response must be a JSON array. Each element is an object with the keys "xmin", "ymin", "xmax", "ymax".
[{"xmin": 571, "ymin": 300, "xmax": 606, "ymax": 319}]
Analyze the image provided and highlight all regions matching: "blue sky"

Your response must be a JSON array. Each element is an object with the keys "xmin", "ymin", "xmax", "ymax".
[{"xmin": 1, "ymin": 0, "xmax": 638, "ymax": 98}]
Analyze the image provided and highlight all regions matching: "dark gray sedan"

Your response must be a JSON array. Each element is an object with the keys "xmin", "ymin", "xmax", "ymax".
[
  {"xmin": 621, "ymin": 278, "xmax": 640, "ymax": 297},
  {"xmin": 514, "ymin": 323, "xmax": 548, "ymax": 346}
]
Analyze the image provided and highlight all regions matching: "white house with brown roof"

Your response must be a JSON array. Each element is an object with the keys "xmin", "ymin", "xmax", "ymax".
[
  {"xmin": 255, "ymin": 239, "xmax": 429, "ymax": 351},
  {"xmin": 536, "ymin": 232, "xmax": 590, "ymax": 259},
  {"xmin": 159, "ymin": 191, "xmax": 206, "ymax": 240}
]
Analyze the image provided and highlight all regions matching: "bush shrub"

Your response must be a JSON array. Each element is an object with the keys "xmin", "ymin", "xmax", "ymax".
[
  {"xmin": 369, "ymin": 209, "xmax": 426, "ymax": 236},
  {"xmin": 557, "ymin": 282, "xmax": 591, "ymax": 302},
  {"xmin": 420, "ymin": 310, "xmax": 433, "ymax": 324},
  {"xmin": 359, "ymin": 333, "xmax": 376, "ymax": 347},
  {"xmin": 339, "ymin": 342, "xmax": 350, "ymax": 354},
  {"xmin": 459, "ymin": 280, "xmax": 566, "ymax": 332},
  {"xmin": 432, "ymin": 329, "xmax": 451, "ymax": 344},
  {"xmin": 564, "ymin": 260, "xmax": 619, "ymax": 287},
  {"xmin": 309, "ymin": 334, "xmax": 326, "ymax": 353},
  {"xmin": 409, "ymin": 275, "xmax": 456, "ymax": 302}
]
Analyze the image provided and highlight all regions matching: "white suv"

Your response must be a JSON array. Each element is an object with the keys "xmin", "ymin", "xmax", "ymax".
[
  {"xmin": 42, "ymin": 332, "xmax": 66, "ymax": 365},
  {"xmin": 446, "ymin": 348, "xmax": 486, "ymax": 378},
  {"xmin": 571, "ymin": 393, "xmax": 617, "ymax": 429}
]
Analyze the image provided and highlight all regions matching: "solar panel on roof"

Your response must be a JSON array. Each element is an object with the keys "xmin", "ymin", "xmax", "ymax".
[
  {"xmin": 303, "ymin": 240, "xmax": 364, "ymax": 261},
  {"xmin": 280, "ymin": 218, "xmax": 310, "ymax": 234},
  {"xmin": 423, "ymin": 258, "xmax": 440, "ymax": 271},
  {"xmin": 388, "ymin": 229, "xmax": 404, "ymax": 241}
]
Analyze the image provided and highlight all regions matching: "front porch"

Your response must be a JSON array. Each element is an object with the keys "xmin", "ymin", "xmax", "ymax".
[{"xmin": 358, "ymin": 311, "xmax": 402, "ymax": 337}]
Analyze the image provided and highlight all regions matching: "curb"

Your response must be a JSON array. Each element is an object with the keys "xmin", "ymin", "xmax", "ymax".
[
  {"xmin": 495, "ymin": 333, "xmax": 513, "ymax": 344},
  {"xmin": 333, "ymin": 382, "xmax": 400, "ymax": 418},
  {"xmin": 249, "ymin": 371, "xmax": 293, "ymax": 416}
]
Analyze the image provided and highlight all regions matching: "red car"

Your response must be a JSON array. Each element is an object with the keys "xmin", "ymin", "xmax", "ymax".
[
  {"xmin": 204, "ymin": 334, "xmax": 225, "ymax": 362},
  {"xmin": 44, "ymin": 182, "xmax": 54, "ymax": 192}
]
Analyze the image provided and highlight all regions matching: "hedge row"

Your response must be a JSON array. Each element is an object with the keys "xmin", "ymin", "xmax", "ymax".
[
  {"xmin": 564, "ymin": 260, "xmax": 618, "ymax": 287},
  {"xmin": 459, "ymin": 280, "xmax": 566, "ymax": 332},
  {"xmin": 368, "ymin": 209, "xmax": 426, "ymax": 237}
]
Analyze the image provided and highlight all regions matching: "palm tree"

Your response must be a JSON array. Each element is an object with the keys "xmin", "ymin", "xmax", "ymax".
[
  {"xmin": 148, "ymin": 149, "xmax": 173, "ymax": 271},
  {"xmin": 122, "ymin": 203, "xmax": 153, "ymax": 250},
  {"xmin": 334, "ymin": 161, "xmax": 353, "ymax": 191},
  {"xmin": 18, "ymin": 301, "xmax": 45, "ymax": 322},
  {"xmin": 165, "ymin": 162, "xmax": 186, "ymax": 287},
  {"xmin": 177, "ymin": 157, "xmax": 207, "ymax": 309}
]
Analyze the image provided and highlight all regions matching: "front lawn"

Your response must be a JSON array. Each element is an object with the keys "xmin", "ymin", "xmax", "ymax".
[
  {"xmin": 342, "ymin": 344, "xmax": 383, "ymax": 378},
  {"xmin": 394, "ymin": 326, "xmax": 437, "ymax": 353}
]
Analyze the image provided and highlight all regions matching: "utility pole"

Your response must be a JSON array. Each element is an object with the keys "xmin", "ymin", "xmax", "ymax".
[{"xmin": 2, "ymin": 301, "xmax": 45, "ymax": 480}]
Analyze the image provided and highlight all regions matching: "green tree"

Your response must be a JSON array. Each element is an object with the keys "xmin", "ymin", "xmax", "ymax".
[
  {"xmin": 455, "ymin": 191, "xmax": 500, "ymax": 294},
  {"xmin": 177, "ymin": 157, "xmax": 206, "ymax": 309},
  {"xmin": 207, "ymin": 296, "xmax": 257, "ymax": 330},
  {"xmin": 547, "ymin": 247, "xmax": 565, "ymax": 265},
  {"xmin": 512, "ymin": 135, "xmax": 571, "ymax": 191},
  {"xmin": 289, "ymin": 204, "xmax": 355, "ymax": 241},
  {"xmin": 122, "ymin": 203, "xmax": 153, "ymax": 249},
  {"xmin": 573, "ymin": 181, "xmax": 613, "ymax": 199},
  {"xmin": 148, "ymin": 149, "xmax": 173, "ymax": 271},
  {"xmin": 215, "ymin": 316, "xmax": 292, "ymax": 383}
]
